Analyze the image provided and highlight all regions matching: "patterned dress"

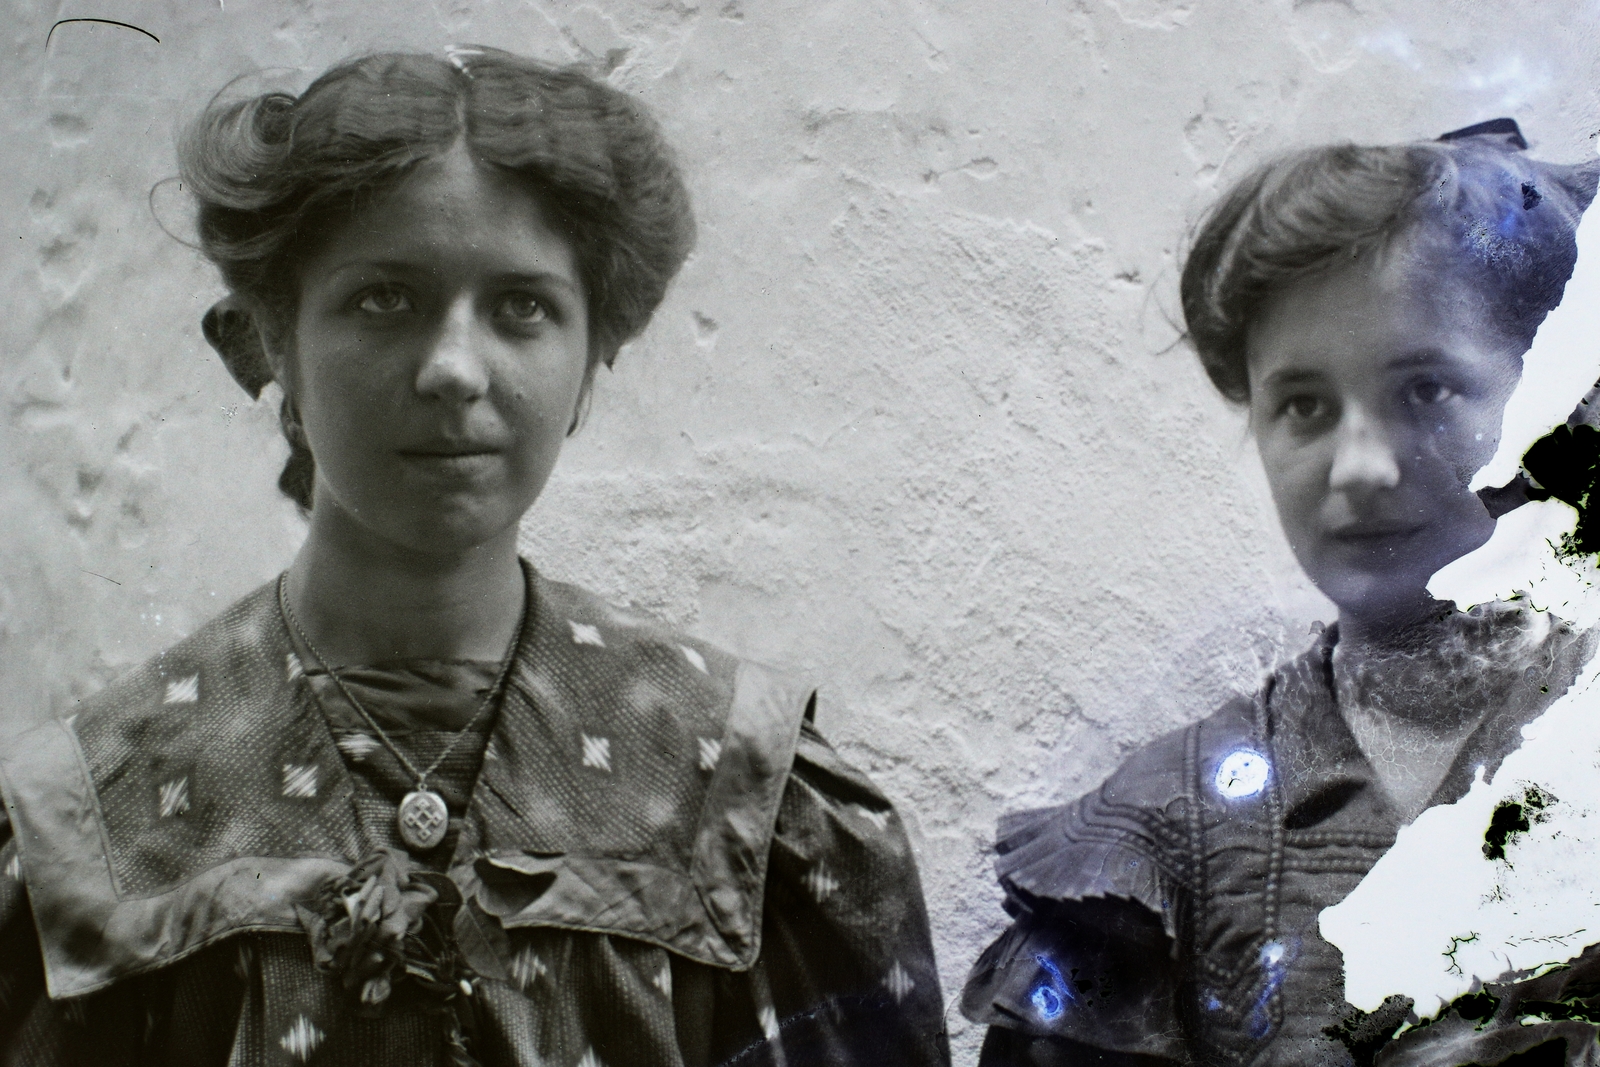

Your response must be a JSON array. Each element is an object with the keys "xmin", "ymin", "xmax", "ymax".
[
  {"xmin": 962, "ymin": 604, "xmax": 1594, "ymax": 1067},
  {"xmin": 0, "ymin": 563, "xmax": 948, "ymax": 1066}
]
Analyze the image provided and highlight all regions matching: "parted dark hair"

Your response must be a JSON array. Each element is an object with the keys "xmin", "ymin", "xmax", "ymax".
[
  {"xmin": 181, "ymin": 47, "xmax": 697, "ymax": 509},
  {"xmin": 1181, "ymin": 123, "xmax": 1599, "ymax": 402}
]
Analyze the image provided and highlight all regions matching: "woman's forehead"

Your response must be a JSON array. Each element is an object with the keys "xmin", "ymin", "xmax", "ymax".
[
  {"xmin": 302, "ymin": 148, "xmax": 576, "ymax": 277},
  {"xmin": 1244, "ymin": 254, "xmax": 1521, "ymax": 382}
]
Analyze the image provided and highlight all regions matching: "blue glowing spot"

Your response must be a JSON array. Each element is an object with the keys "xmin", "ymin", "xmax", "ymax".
[
  {"xmin": 1031, "ymin": 983, "xmax": 1064, "ymax": 1020},
  {"xmin": 1205, "ymin": 995, "xmax": 1223, "ymax": 1012},
  {"xmin": 1214, "ymin": 749, "xmax": 1270, "ymax": 799},
  {"xmin": 1248, "ymin": 938, "xmax": 1294, "ymax": 1038},
  {"xmin": 1030, "ymin": 954, "xmax": 1073, "ymax": 1022}
]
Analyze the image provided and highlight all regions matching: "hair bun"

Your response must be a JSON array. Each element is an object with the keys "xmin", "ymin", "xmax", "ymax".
[{"xmin": 200, "ymin": 296, "xmax": 273, "ymax": 399}]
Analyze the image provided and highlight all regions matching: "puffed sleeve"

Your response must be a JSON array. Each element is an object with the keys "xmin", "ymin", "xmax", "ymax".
[
  {"xmin": 749, "ymin": 720, "xmax": 949, "ymax": 1066},
  {"xmin": 961, "ymin": 806, "xmax": 1186, "ymax": 1066}
]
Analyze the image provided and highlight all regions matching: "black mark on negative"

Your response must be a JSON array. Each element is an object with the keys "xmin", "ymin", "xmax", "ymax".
[
  {"xmin": 1483, "ymin": 785, "xmax": 1557, "ymax": 862},
  {"xmin": 46, "ymin": 19, "xmax": 161, "ymax": 49}
]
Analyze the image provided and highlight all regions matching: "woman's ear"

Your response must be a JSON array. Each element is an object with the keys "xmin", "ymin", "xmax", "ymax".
[
  {"xmin": 201, "ymin": 294, "xmax": 278, "ymax": 400},
  {"xmin": 567, "ymin": 363, "xmax": 600, "ymax": 437}
]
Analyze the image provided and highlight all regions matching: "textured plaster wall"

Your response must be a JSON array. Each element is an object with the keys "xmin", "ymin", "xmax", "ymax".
[{"xmin": 3, "ymin": 0, "xmax": 1598, "ymax": 1057}]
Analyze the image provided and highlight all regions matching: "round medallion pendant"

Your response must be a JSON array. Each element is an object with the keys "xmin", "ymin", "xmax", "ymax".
[{"xmin": 398, "ymin": 789, "xmax": 450, "ymax": 852}]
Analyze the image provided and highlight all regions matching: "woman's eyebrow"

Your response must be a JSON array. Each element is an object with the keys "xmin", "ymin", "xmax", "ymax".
[
  {"xmin": 322, "ymin": 260, "xmax": 582, "ymax": 295},
  {"xmin": 1257, "ymin": 366, "xmax": 1325, "ymax": 391},
  {"xmin": 1386, "ymin": 348, "xmax": 1458, "ymax": 371},
  {"xmin": 498, "ymin": 270, "xmax": 584, "ymax": 297}
]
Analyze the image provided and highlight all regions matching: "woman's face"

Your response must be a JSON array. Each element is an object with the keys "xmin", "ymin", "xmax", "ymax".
[
  {"xmin": 1245, "ymin": 246, "xmax": 1524, "ymax": 627},
  {"xmin": 276, "ymin": 147, "xmax": 591, "ymax": 559}
]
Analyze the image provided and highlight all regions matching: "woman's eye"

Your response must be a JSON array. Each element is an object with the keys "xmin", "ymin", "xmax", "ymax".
[
  {"xmin": 1280, "ymin": 395, "xmax": 1327, "ymax": 422},
  {"xmin": 1406, "ymin": 379, "xmax": 1457, "ymax": 406},
  {"xmin": 495, "ymin": 292, "xmax": 549, "ymax": 324},
  {"xmin": 354, "ymin": 287, "xmax": 412, "ymax": 314}
]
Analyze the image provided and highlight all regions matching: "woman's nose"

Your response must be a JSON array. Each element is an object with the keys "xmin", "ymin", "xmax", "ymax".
[
  {"xmin": 1328, "ymin": 408, "xmax": 1402, "ymax": 494},
  {"xmin": 414, "ymin": 297, "xmax": 489, "ymax": 402}
]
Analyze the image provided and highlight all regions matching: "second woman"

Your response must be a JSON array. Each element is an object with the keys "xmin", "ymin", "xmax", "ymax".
[{"xmin": 962, "ymin": 120, "xmax": 1599, "ymax": 1066}]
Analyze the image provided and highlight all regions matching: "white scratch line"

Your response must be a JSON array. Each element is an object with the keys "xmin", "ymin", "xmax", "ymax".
[
  {"xmin": 163, "ymin": 674, "xmax": 199, "ymax": 704},
  {"xmin": 884, "ymin": 960, "xmax": 915, "ymax": 1003},
  {"xmin": 3, "ymin": 852, "xmax": 20, "ymax": 883},
  {"xmin": 285, "ymin": 652, "xmax": 304, "ymax": 682},
  {"xmin": 158, "ymin": 777, "xmax": 190, "ymax": 818},
  {"xmin": 680, "ymin": 644, "xmax": 708, "ymax": 673},
  {"xmin": 697, "ymin": 736, "xmax": 722, "ymax": 773},
  {"xmin": 802, "ymin": 863, "xmax": 840, "ymax": 903},
  {"xmin": 234, "ymin": 941, "xmax": 255, "ymax": 982},
  {"xmin": 759, "ymin": 1004, "xmax": 780, "ymax": 1040},
  {"xmin": 569, "ymin": 621, "xmax": 605, "ymax": 647},
  {"xmin": 577, "ymin": 1048, "xmax": 605, "ymax": 1067},
  {"xmin": 654, "ymin": 961, "xmax": 673, "ymax": 997},
  {"xmin": 279, "ymin": 1014, "xmax": 324, "ymax": 1061},
  {"xmin": 336, "ymin": 734, "xmax": 380, "ymax": 761},
  {"xmin": 510, "ymin": 943, "xmax": 548, "ymax": 989},
  {"xmin": 581, "ymin": 734, "xmax": 612, "ymax": 773},
  {"xmin": 281, "ymin": 763, "xmax": 318, "ymax": 799}
]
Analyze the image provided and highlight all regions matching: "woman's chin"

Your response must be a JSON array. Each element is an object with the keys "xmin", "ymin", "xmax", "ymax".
[
  {"xmin": 312, "ymin": 496, "xmax": 524, "ymax": 563},
  {"xmin": 392, "ymin": 512, "xmax": 524, "ymax": 559}
]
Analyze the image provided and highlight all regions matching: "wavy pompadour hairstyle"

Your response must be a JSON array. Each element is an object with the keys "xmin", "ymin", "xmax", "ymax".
[
  {"xmin": 181, "ymin": 48, "xmax": 696, "ymax": 508},
  {"xmin": 1181, "ymin": 125, "xmax": 1599, "ymax": 403}
]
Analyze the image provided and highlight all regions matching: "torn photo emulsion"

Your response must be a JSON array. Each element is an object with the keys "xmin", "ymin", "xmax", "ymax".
[{"xmin": 4, "ymin": 3, "xmax": 1600, "ymax": 1066}]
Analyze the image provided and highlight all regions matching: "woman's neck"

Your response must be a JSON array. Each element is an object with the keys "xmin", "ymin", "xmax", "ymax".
[
  {"xmin": 284, "ymin": 512, "xmax": 526, "ymax": 667},
  {"xmin": 1336, "ymin": 595, "xmax": 1457, "ymax": 656}
]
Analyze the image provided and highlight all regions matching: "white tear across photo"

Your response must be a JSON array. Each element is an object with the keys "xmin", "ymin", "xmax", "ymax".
[{"xmin": 1323, "ymin": 148, "xmax": 1600, "ymax": 1016}]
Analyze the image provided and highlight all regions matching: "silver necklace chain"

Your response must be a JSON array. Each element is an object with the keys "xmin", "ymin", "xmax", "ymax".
[{"xmin": 276, "ymin": 572, "xmax": 520, "ymax": 792}]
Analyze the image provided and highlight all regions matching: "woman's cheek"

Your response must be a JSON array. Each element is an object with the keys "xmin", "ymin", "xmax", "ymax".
[{"xmin": 1445, "ymin": 403, "xmax": 1506, "ymax": 482}]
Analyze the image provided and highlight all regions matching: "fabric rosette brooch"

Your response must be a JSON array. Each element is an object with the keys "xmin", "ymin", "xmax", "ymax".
[{"xmin": 295, "ymin": 848, "xmax": 481, "ymax": 1064}]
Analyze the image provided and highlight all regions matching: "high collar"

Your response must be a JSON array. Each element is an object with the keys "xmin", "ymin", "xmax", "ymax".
[{"xmin": 1267, "ymin": 606, "xmax": 1591, "ymax": 835}]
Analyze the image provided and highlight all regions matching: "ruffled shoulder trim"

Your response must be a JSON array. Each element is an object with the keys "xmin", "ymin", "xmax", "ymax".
[
  {"xmin": 992, "ymin": 691, "xmax": 1264, "ymax": 937},
  {"xmin": 995, "ymin": 803, "xmax": 1175, "ymax": 936}
]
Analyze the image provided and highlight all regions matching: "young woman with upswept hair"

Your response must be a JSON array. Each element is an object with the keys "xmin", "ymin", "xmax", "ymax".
[
  {"xmin": 961, "ymin": 121, "xmax": 1600, "ymax": 1066},
  {"xmin": 0, "ymin": 48, "xmax": 947, "ymax": 1067}
]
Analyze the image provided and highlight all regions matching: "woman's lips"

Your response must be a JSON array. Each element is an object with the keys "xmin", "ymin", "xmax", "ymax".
[
  {"xmin": 1328, "ymin": 522, "xmax": 1427, "ymax": 545},
  {"xmin": 397, "ymin": 447, "xmax": 502, "ymax": 477}
]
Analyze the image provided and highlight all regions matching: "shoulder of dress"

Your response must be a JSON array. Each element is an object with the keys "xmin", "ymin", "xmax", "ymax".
[
  {"xmin": 521, "ymin": 571, "xmax": 817, "ymax": 773},
  {"xmin": 1090, "ymin": 692, "xmax": 1266, "ymax": 814},
  {"xmin": 526, "ymin": 572, "xmax": 752, "ymax": 723},
  {"xmin": 990, "ymin": 689, "xmax": 1266, "ymax": 927},
  {"xmin": 54, "ymin": 580, "xmax": 286, "ymax": 740},
  {"xmin": 0, "ymin": 580, "xmax": 356, "ymax": 1000},
  {"xmin": 476, "ymin": 571, "xmax": 817, "ymax": 972}
]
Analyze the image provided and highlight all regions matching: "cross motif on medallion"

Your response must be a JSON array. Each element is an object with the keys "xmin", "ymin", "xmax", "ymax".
[{"xmin": 402, "ymin": 802, "xmax": 445, "ymax": 839}]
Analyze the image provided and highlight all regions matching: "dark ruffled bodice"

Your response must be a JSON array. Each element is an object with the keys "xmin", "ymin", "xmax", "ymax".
[{"xmin": 964, "ymin": 604, "xmax": 1596, "ymax": 1067}]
